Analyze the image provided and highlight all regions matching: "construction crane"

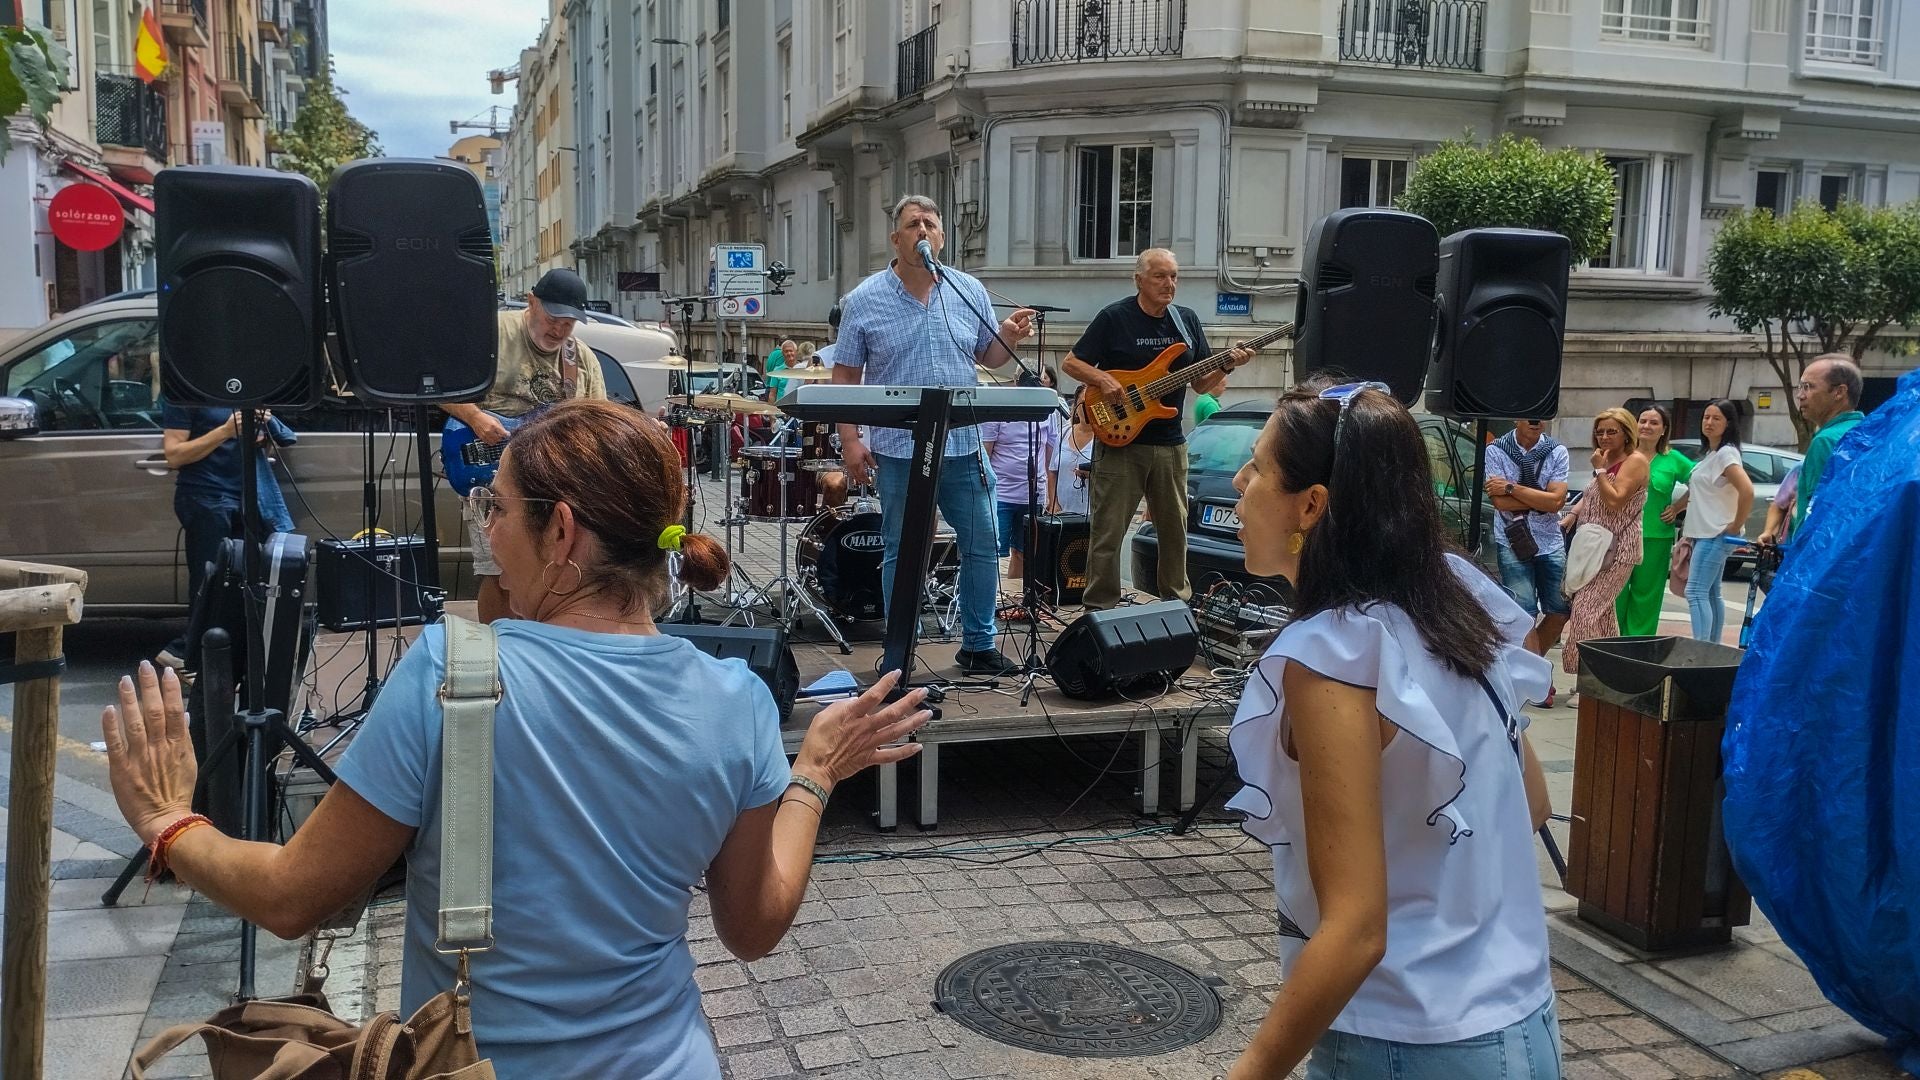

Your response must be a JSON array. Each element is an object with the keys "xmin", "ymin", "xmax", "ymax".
[
  {"xmin": 449, "ymin": 105, "xmax": 509, "ymax": 137},
  {"xmin": 488, "ymin": 62, "xmax": 521, "ymax": 96}
]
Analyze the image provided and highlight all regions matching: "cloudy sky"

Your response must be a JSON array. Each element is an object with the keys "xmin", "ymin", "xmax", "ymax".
[{"xmin": 328, "ymin": 0, "xmax": 550, "ymax": 159}]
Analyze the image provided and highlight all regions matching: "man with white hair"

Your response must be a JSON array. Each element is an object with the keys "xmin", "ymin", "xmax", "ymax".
[{"xmin": 1063, "ymin": 249, "xmax": 1251, "ymax": 609}]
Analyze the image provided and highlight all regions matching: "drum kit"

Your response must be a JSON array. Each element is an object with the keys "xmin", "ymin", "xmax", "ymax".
[{"xmin": 659, "ymin": 361, "xmax": 958, "ymax": 651}]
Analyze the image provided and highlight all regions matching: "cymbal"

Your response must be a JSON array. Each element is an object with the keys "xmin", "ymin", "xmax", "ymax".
[
  {"xmin": 691, "ymin": 393, "xmax": 783, "ymax": 416},
  {"xmin": 777, "ymin": 365, "xmax": 834, "ymax": 381}
]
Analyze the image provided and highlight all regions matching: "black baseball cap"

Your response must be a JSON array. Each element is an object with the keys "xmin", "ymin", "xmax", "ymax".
[{"xmin": 531, "ymin": 268, "xmax": 590, "ymax": 321}]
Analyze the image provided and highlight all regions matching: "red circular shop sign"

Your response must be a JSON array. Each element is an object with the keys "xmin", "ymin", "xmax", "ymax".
[{"xmin": 48, "ymin": 183, "xmax": 125, "ymax": 251}]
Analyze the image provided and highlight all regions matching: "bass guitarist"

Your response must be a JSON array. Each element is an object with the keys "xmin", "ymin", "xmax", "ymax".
[
  {"xmin": 442, "ymin": 268, "xmax": 607, "ymax": 622},
  {"xmin": 1062, "ymin": 249, "xmax": 1251, "ymax": 610}
]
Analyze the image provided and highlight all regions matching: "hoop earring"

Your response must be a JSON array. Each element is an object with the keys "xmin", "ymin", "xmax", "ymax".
[
  {"xmin": 543, "ymin": 559, "xmax": 584, "ymax": 597},
  {"xmin": 1287, "ymin": 531, "xmax": 1305, "ymax": 555}
]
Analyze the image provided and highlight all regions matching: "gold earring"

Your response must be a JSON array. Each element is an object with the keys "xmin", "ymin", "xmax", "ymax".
[
  {"xmin": 1287, "ymin": 531, "xmax": 1305, "ymax": 555},
  {"xmin": 544, "ymin": 559, "xmax": 584, "ymax": 597}
]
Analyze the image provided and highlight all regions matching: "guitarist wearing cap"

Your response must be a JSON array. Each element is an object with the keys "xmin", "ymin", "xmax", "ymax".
[
  {"xmin": 1063, "ymin": 249, "xmax": 1252, "ymax": 610},
  {"xmin": 442, "ymin": 268, "xmax": 607, "ymax": 622}
]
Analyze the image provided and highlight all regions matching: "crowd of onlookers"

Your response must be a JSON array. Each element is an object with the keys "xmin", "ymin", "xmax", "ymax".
[{"xmin": 1484, "ymin": 353, "xmax": 1868, "ymax": 704}]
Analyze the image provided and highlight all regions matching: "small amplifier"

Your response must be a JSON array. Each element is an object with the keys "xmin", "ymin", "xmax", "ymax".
[
  {"xmin": 316, "ymin": 534, "xmax": 432, "ymax": 632},
  {"xmin": 1046, "ymin": 599, "xmax": 1199, "ymax": 701},
  {"xmin": 1028, "ymin": 513, "xmax": 1090, "ymax": 605}
]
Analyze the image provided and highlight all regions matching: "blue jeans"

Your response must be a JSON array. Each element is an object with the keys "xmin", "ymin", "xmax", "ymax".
[
  {"xmin": 1496, "ymin": 545, "xmax": 1571, "ymax": 617},
  {"xmin": 876, "ymin": 453, "xmax": 999, "ymax": 652},
  {"xmin": 1685, "ymin": 537, "xmax": 1735, "ymax": 642},
  {"xmin": 1307, "ymin": 997, "xmax": 1562, "ymax": 1080},
  {"xmin": 995, "ymin": 501, "xmax": 1035, "ymax": 556}
]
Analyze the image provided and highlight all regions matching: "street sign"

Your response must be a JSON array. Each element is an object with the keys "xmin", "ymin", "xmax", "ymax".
[
  {"xmin": 717, "ymin": 295, "xmax": 765, "ymax": 319},
  {"xmin": 617, "ymin": 271, "xmax": 661, "ymax": 293},
  {"xmin": 713, "ymin": 243, "xmax": 764, "ymax": 298},
  {"xmin": 1216, "ymin": 292, "xmax": 1251, "ymax": 316}
]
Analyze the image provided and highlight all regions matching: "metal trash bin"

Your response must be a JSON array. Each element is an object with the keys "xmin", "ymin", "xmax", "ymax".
[{"xmin": 1568, "ymin": 636, "xmax": 1753, "ymax": 951}]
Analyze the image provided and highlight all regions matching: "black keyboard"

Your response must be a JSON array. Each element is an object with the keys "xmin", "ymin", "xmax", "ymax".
[{"xmin": 777, "ymin": 384, "xmax": 1061, "ymax": 427}]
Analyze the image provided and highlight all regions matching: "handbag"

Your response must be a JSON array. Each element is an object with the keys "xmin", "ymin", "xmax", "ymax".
[
  {"xmin": 1503, "ymin": 513, "xmax": 1540, "ymax": 561},
  {"xmin": 132, "ymin": 616, "xmax": 503, "ymax": 1080},
  {"xmin": 1669, "ymin": 535, "xmax": 1696, "ymax": 597},
  {"xmin": 1563, "ymin": 522, "xmax": 1615, "ymax": 595}
]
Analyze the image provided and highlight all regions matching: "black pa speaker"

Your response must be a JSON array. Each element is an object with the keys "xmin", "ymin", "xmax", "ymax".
[
  {"xmin": 327, "ymin": 159, "xmax": 498, "ymax": 404},
  {"xmin": 157, "ymin": 166, "xmax": 324, "ymax": 408},
  {"xmin": 1292, "ymin": 208, "xmax": 1439, "ymax": 406},
  {"xmin": 1045, "ymin": 599, "xmax": 1199, "ymax": 701},
  {"xmin": 661, "ymin": 624, "xmax": 801, "ymax": 722},
  {"xmin": 1424, "ymin": 229, "xmax": 1570, "ymax": 421}
]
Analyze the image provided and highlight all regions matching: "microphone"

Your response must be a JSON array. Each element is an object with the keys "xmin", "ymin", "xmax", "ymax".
[{"xmin": 915, "ymin": 238, "xmax": 940, "ymax": 280}]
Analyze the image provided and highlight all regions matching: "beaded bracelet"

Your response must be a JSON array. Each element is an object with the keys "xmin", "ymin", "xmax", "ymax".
[
  {"xmin": 146, "ymin": 813, "xmax": 213, "ymax": 884},
  {"xmin": 787, "ymin": 771, "xmax": 831, "ymax": 809}
]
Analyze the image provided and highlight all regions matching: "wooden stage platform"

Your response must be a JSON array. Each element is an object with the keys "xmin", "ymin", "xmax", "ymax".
[
  {"xmin": 298, "ymin": 600, "xmax": 1241, "ymax": 833},
  {"xmin": 777, "ymin": 634, "xmax": 1238, "ymax": 831}
]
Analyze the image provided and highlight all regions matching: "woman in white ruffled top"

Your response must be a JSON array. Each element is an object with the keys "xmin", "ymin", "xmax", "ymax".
[{"xmin": 1223, "ymin": 378, "xmax": 1561, "ymax": 1080}]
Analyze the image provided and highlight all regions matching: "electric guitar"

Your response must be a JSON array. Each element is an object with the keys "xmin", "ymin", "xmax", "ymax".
[
  {"xmin": 1078, "ymin": 324, "xmax": 1294, "ymax": 447},
  {"xmin": 442, "ymin": 411, "xmax": 527, "ymax": 494}
]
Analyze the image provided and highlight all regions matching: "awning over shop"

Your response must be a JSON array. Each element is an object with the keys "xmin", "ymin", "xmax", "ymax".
[{"xmin": 60, "ymin": 160, "xmax": 155, "ymax": 216}]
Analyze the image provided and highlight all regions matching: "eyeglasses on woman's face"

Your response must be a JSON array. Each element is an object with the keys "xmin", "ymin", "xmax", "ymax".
[{"xmin": 471, "ymin": 484, "xmax": 554, "ymax": 528}]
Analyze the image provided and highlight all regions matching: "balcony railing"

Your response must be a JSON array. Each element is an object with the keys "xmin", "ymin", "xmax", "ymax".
[
  {"xmin": 95, "ymin": 71, "xmax": 168, "ymax": 162},
  {"xmin": 157, "ymin": 0, "xmax": 209, "ymax": 47},
  {"xmin": 1011, "ymin": 0, "xmax": 1184, "ymax": 67},
  {"xmin": 1600, "ymin": 1, "xmax": 1709, "ymax": 47},
  {"xmin": 1338, "ymin": 0, "xmax": 1486, "ymax": 72},
  {"xmin": 897, "ymin": 24, "xmax": 937, "ymax": 98}
]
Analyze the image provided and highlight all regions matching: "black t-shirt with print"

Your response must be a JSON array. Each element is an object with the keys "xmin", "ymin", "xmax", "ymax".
[{"xmin": 1071, "ymin": 297, "xmax": 1212, "ymax": 446}]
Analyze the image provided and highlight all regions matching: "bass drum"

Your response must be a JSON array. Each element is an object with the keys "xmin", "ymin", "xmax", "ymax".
[{"xmin": 797, "ymin": 508, "xmax": 888, "ymax": 622}]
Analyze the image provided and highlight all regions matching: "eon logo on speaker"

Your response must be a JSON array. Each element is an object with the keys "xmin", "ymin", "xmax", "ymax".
[
  {"xmin": 394, "ymin": 237, "xmax": 441, "ymax": 251},
  {"xmin": 1367, "ymin": 274, "xmax": 1408, "ymax": 288}
]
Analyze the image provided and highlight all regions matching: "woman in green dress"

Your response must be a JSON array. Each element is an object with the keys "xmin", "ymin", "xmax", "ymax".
[{"xmin": 1615, "ymin": 405, "xmax": 1694, "ymax": 635}]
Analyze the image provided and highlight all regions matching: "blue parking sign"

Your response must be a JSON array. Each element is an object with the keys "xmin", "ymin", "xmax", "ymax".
[{"xmin": 728, "ymin": 250, "xmax": 755, "ymax": 269}]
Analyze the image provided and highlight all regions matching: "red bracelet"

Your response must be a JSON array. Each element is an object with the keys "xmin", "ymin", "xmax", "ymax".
[{"xmin": 146, "ymin": 813, "xmax": 213, "ymax": 884}]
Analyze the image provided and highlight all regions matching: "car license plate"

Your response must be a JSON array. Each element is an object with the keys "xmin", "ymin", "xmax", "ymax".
[{"xmin": 1201, "ymin": 504, "xmax": 1241, "ymax": 530}]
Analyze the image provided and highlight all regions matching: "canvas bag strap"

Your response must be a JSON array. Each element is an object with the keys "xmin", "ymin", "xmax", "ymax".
[{"xmin": 435, "ymin": 614, "xmax": 499, "ymax": 954}]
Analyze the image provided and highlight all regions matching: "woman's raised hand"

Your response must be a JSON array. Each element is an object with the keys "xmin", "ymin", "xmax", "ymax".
[{"xmin": 793, "ymin": 671, "xmax": 931, "ymax": 789}]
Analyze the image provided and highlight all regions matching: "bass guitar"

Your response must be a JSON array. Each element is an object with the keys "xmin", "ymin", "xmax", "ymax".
[
  {"xmin": 1077, "ymin": 323, "xmax": 1293, "ymax": 447},
  {"xmin": 441, "ymin": 411, "xmax": 526, "ymax": 494}
]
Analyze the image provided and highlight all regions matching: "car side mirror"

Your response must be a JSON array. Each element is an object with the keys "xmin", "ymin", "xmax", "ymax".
[{"xmin": 0, "ymin": 397, "xmax": 40, "ymax": 439}]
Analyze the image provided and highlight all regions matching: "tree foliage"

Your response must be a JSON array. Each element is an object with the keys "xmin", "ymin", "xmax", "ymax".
[
  {"xmin": 1397, "ymin": 133, "xmax": 1618, "ymax": 264},
  {"xmin": 268, "ymin": 64, "xmax": 380, "ymax": 190},
  {"xmin": 0, "ymin": 21, "xmax": 71, "ymax": 165},
  {"xmin": 1706, "ymin": 201, "xmax": 1920, "ymax": 447}
]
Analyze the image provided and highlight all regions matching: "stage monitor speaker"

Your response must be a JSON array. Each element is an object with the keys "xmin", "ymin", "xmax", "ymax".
[
  {"xmin": 1028, "ymin": 513, "xmax": 1090, "ymax": 606},
  {"xmin": 661, "ymin": 624, "xmax": 801, "ymax": 721},
  {"xmin": 1046, "ymin": 599, "xmax": 1200, "ymax": 701},
  {"xmin": 157, "ymin": 167, "xmax": 324, "ymax": 408},
  {"xmin": 315, "ymin": 534, "xmax": 432, "ymax": 631},
  {"xmin": 1292, "ymin": 208, "xmax": 1439, "ymax": 406},
  {"xmin": 327, "ymin": 158, "xmax": 498, "ymax": 404},
  {"xmin": 1424, "ymin": 228, "xmax": 1570, "ymax": 421}
]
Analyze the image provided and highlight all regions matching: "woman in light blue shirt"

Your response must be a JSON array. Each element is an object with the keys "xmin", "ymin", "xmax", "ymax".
[{"xmin": 101, "ymin": 400, "xmax": 930, "ymax": 1078}]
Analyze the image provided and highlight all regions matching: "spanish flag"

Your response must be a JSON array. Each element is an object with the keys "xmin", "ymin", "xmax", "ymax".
[{"xmin": 135, "ymin": 6, "xmax": 168, "ymax": 83}]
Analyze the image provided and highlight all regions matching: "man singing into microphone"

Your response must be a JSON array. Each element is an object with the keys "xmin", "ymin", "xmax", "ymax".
[{"xmin": 832, "ymin": 195, "xmax": 1036, "ymax": 674}]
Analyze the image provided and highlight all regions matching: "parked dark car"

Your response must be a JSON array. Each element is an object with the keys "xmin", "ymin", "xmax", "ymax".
[{"xmin": 1131, "ymin": 400, "xmax": 1497, "ymax": 596}]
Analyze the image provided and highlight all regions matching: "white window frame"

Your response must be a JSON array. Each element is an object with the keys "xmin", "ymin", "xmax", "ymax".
[
  {"xmin": 717, "ymin": 61, "xmax": 730, "ymax": 155},
  {"xmin": 1074, "ymin": 143, "xmax": 1156, "ymax": 262},
  {"xmin": 1805, "ymin": 0, "xmax": 1884, "ymax": 67},
  {"xmin": 832, "ymin": 0, "xmax": 853, "ymax": 94},
  {"xmin": 1588, "ymin": 154, "xmax": 1679, "ymax": 275},
  {"xmin": 778, "ymin": 39, "xmax": 792, "ymax": 138},
  {"xmin": 1600, "ymin": 0, "xmax": 1711, "ymax": 47},
  {"xmin": 1337, "ymin": 155, "xmax": 1410, "ymax": 210}
]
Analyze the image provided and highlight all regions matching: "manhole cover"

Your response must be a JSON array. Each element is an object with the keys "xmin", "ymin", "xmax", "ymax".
[{"xmin": 933, "ymin": 940, "xmax": 1222, "ymax": 1057}]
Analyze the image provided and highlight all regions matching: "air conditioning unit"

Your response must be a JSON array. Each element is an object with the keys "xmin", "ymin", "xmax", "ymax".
[{"xmin": 942, "ymin": 50, "xmax": 969, "ymax": 76}]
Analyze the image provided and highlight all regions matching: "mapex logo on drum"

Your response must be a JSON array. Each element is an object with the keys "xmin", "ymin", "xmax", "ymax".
[{"xmin": 841, "ymin": 531, "xmax": 886, "ymax": 552}]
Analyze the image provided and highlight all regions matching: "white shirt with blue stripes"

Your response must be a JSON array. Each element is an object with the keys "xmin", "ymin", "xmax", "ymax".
[{"xmin": 830, "ymin": 262, "xmax": 999, "ymax": 460}]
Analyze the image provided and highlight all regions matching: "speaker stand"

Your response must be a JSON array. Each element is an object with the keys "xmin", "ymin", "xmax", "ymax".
[{"xmin": 1466, "ymin": 419, "xmax": 1490, "ymax": 556}]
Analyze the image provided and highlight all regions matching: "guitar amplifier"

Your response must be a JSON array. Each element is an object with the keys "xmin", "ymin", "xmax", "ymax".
[
  {"xmin": 316, "ymin": 534, "xmax": 432, "ymax": 632},
  {"xmin": 1029, "ymin": 513, "xmax": 1090, "ymax": 606}
]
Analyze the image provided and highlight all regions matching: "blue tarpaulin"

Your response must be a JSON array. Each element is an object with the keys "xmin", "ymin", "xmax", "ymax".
[{"xmin": 1724, "ymin": 368, "xmax": 1920, "ymax": 1072}]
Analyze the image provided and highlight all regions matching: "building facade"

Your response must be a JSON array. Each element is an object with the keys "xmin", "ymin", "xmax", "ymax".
[
  {"xmin": 448, "ymin": 133, "xmax": 504, "ymax": 246},
  {"xmin": 499, "ymin": 0, "xmax": 578, "ymax": 298},
  {"xmin": 1, "ymin": 0, "xmax": 291, "ymax": 340},
  {"xmin": 578, "ymin": 0, "xmax": 1920, "ymax": 445}
]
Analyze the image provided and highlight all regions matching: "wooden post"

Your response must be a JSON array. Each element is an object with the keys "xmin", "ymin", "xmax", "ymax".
[{"xmin": 1, "ymin": 562, "xmax": 85, "ymax": 1080}]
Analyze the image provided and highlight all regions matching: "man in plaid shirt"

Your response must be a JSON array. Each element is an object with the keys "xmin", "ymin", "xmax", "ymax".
[{"xmin": 831, "ymin": 195, "xmax": 1037, "ymax": 674}]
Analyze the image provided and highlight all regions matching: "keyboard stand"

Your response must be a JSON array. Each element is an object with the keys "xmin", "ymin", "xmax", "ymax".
[{"xmin": 880, "ymin": 387, "xmax": 956, "ymax": 714}]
